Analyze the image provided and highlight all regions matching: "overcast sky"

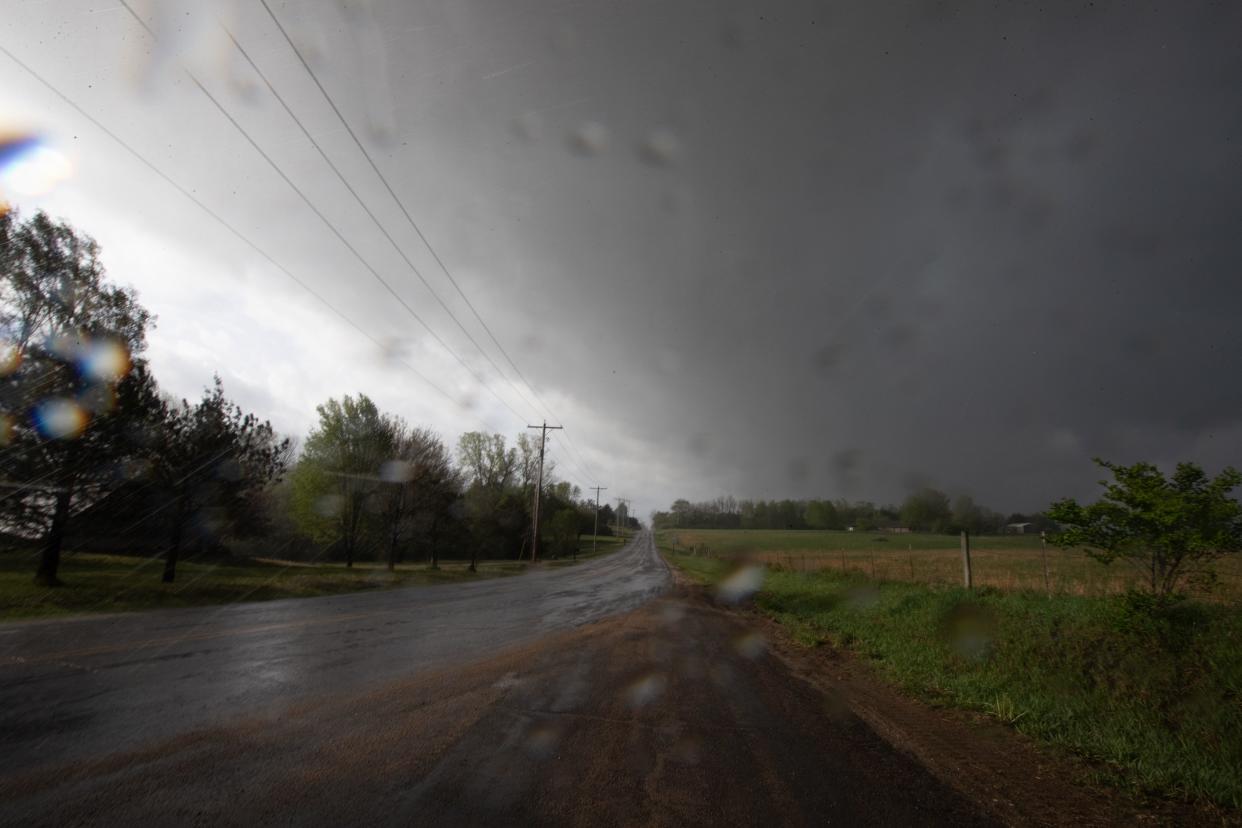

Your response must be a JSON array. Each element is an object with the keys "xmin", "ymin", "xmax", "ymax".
[{"xmin": 3, "ymin": 0, "xmax": 1241, "ymax": 518}]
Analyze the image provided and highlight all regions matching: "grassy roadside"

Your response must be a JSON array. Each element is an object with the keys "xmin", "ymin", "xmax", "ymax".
[
  {"xmin": 0, "ymin": 551, "xmax": 527, "ymax": 621},
  {"xmin": 657, "ymin": 540, "xmax": 1242, "ymax": 810},
  {"xmin": 1, "ymin": 534, "xmax": 631, "ymax": 621}
]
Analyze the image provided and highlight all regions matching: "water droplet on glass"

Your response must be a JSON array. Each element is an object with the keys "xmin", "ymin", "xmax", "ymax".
[
  {"xmin": 34, "ymin": 398, "xmax": 88, "ymax": 440},
  {"xmin": 79, "ymin": 339, "xmax": 131, "ymax": 382},
  {"xmin": 717, "ymin": 565, "xmax": 764, "ymax": 604},
  {"xmin": 0, "ymin": 134, "xmax": 72, "ymax": 198},
  {"xmin": 380, "ymin": 459, "xmax": 414, "ymax": 483},
  {"xmin": 624, "ymin": 672, "xmax": 667, "ymax": 708},
  {"xmin": 733, "ymin": 632, "xmax": 767, "ymax": 660},
  {"xmin": 315, "ymin": 493, "xmax": 344, "ymax": 518},
  {"xmin": 568, "ymin": 121, "xmax": 610, "ymax": 156},
  {"xmin": 636, "ymin": 128, "xmax": 681, "ymax": 166},
  {"xmin": 0, "ymin": 341, "xmax": 21, "ymax": 377},
  {"xmin": 525, "ymin": 725, "xmax": 559, "ymax": 759}
]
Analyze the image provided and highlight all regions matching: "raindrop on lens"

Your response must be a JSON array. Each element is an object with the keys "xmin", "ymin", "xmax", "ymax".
[
  {"xmin": 0, "ymin": 342, "xmax": 20, "ymax": 377},
  {"xmin": 568, "ymin": 122, "xmax": 610, "ymax": 156},
  {"xmin": 80, "ymin": 340, "xmax": 131, "ymax": 382},
  {"xmin": 34, "ymin": 398, "xmax": 88, "ymax": 439},
  {"xmin": 0, "ymin": 134, "xmax": 72, "ymax": 198},
  {"xmin": 380, "ymin": 459, "xmax": 414, "ymax": 483}
]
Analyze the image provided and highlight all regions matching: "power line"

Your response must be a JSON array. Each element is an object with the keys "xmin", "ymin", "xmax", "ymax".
[
  {"xmin": 217, "ymin": 23, "xmax": 542, "ymax": 427},
  {"xmin": 114, "ymin": 2, "xmax": 536, "ymax": 434},
  {"xmin": 256, "ymin": 0, "xmax": 599, "ymax": 482},
  {"xmin": 0, "ymin": 44, "xmax": 499, "ymax": 438}
]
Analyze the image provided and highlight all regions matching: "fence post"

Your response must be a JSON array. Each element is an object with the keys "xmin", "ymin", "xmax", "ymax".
[
  {"xmin": 960, "ymin": 530, "xmax": 973, "ymax": 589},
  {"xmin": 1040, "ymin": 531, "xmax": 1050, "ymax": 596},
  {"xmin": 908, "ymin": 544, "xmax": 915, "ymax": 580}
]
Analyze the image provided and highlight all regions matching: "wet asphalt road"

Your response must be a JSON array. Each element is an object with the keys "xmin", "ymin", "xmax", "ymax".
[{"xmin": 0, "ymin": 533, "xmax": 669, "ymax": 776}]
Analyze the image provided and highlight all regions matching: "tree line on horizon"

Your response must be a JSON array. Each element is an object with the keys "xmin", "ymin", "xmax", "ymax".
[
  {"xmin": 651, "ymin": 492, "xmax": 1056, "ymax": 535},
  {"xmin": 0, "ymin": 211, "xmax": 634, "ymax": 586}
]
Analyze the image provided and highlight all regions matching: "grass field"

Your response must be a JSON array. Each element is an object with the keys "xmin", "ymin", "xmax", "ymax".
[
  {"xmin": 660, "ymin": 547, "xmax": 1242, "ymax": 810},
  {"xmin": 0, "ymin": 534, "xmax": 626, "ymax": 620},
  {"xmin": 661, "ymin": 528, "xmax": 1242, "ymax": 600}
]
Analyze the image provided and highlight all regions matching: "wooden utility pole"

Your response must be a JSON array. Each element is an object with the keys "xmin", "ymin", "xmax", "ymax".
[
  {"xmin": 960, "ymin": 529, "xmax": 973, "ymax": 589},
  {"xmin": 591, "ymin": 485, "xmax": 608, "ymax": 555},
  {"xmin": 526, "ymin": 421, "xmax": 562, "ymax": 563},
  {"xmin": 616, "ymin": 497, "xmax": 631, "ymax": 540},
  {"xmin": 1040, "ymin": 530, "xmax": 1050, "ymax": 595}
]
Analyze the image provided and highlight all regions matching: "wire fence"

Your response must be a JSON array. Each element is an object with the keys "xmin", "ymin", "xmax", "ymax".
[{"xmin": 664, "ymin": 536, "xmax": 1242, "ymax": 602}]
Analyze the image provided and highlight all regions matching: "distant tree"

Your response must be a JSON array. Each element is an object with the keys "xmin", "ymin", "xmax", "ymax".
[
  {"xmin": 290, "ymin": 395, "xmax": 397, "ymax": 567},
  {"xmin": 152, "ymin": 377, "xmax": 289, "ymax": 582},
  {"xmin": 456, "ymin": 432, "xmax": 516, "ymax": 489},
  {"xmin": 0, "ymin": 209, "xmax": 161, "ymax": 585},
  {"xmin": 379, "ymin": 425, "xmax": 460, "ymax": 570},
  {"xmin": 900, "ymin": 488, "xmax": 951, "ymax": 533},
  {"xmin": 1048, "ymin": 459, "xmax": 1242, "ymax": 597}
]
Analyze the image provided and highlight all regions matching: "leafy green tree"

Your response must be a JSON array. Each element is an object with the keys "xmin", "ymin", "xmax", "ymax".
[
  {"xmin": 900, "ymin": 488, "xmax": 951, "ymax": 532},
  {"xmin": 0, "ymin": 209, "xmax": 161, "ymax": 585},
  {"xmin": 290, "ymin": 394, "xmax": 397, "ymax": 567},
  {"xmin": 1048, "ymin": 459, "xmax": 1242, "ymax": 597},
  {"xmin": 456, "ymin": 431, "xmax": 516, "ymax": 489},
  {"xmin": 152, "ymin": 377, "xmax": 289, "ymax": 582}
]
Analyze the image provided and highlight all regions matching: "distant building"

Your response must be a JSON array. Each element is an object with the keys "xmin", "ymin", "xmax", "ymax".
[{"xmin": 1005, "ymin": 522, "xmax": 1034, "ymax": 534}]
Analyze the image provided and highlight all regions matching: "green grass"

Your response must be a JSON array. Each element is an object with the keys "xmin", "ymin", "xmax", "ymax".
[
  {"xmin": 0, "ymin": 550, "xmax": 527, "ymax": 621},
  {"xmin": 659, "ymin": 541, "xmax": 1242, "ymax": 809},
  {"xmin": 661, "ymin": 528, "xmax": 1242, "ymax": 600}
]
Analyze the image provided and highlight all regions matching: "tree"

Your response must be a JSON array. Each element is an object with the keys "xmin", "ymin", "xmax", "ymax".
[
  {"xmin": 900, "ymin": 488, "xmax": 951, "ymax": 533},
  {"xmin": 456, "ymin": 432, "xmax": 516, "ymax": 489},
  {"xmin": 0, "ymin": 209, "xmax": 161, "ymax": 585},
  {"xmin": 379, "ymin": 425, "xmax": 459, "ymax": 570},
  {"xmin": 153, "ymin": 377, "xmax": 289, "ymax": 582},
  {"xmin": 1047, "ymin": 459, "xmax": 1242, "ymax": 597},
  {"xmin": 291, "ymin": 395, "xmax": 397, "ymax": 567}
]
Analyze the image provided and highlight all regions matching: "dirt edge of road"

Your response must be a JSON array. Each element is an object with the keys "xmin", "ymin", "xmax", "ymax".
[{"xmin": 662, "ymin": 562, "xmax": 1233, "ymax": 827}]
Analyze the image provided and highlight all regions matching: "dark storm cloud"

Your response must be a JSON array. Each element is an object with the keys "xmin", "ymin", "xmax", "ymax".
[
  {"xmin": 443, "ymin": 0, "xmax": 1242, "ymax": 510},
  {"xmin": 7, "ymin": 0, "xmax": 1241, "ymax": 515}
]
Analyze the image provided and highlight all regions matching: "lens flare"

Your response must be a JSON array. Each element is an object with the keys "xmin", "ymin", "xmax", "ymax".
[
  {"xmin": 79, "ymin": 339, "xmax": 131, "ymax": 382},
  {"xmin": 34, "ymin": 398, "xmax": 89, "ymax": 439},
  {"xmin": 0, "ymin": 413, "xmax": 14, "ymax": 446},
  {"xmin": 0, "ymin": 341, "xmax": 21, "ymax": 377},
  {"xmin": 0, "ymin": 135, "xmax": 72, "ymax": 198}
]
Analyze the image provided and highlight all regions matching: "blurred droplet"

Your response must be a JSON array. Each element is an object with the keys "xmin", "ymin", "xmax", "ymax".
[
  {"xmin": 45, "ymin": 330, "xmax": 84, "ymax": 362},
  {"xmin": 0, "ymin": 413, "xmax": 14, "ymax": 446},
  {"xmin": 636, "ymin": 128, "xmax": 681, "ymax": 166},
  {"xmin": 315, "ymin": 493, "xmax": 344, "ymax": 517},
  {"xmin": 568, "ymin": 121, "xmax": 610, "ymax": 156},
  {"xmin": 734, "ymin": 632, "xmax": 767, "ymax": 660},
  {"xmin": 624, "ymin": 673, "xmax": 667, "ymax": 708},
  {"xmin": 687, "ymin": 432, "xmax": 712, "ymax": 457},
  {"xmin": 811, "ymin": 343, "xmax": 845, "ymax": 376},
  {"xmin": 659, "ymin": 603, "xmax": 685, "ymax": 625},
  {"xmin": 79, "ymin": 339, "xmax": 131, "ymax": 382},
  {"xmin": 717, "ymin": 565, "xmax": 764, "ymax": 604},
  {"xmin": 78, "ymin": 383, "xmax": 117, "ymax": 416},
  {"xmin": 380, "ymin": 459, "xmax": 414, "ymax": 483},
  {"xmin": 672, "ymin": 735, "xmax": 702, "ymax": 764},
  {"xmin": 34, "ymin": 398, "xmax": 88, "ymax": 439},
  {"xmin": 940, "ymin": 603, "xmax": 996, "ymax": 661},
  {"xmin": 525, "ymin": 724, "xmax": 559, "ymax": 759},
  {"xmin": 513, "ymin": 110, "xmax": 544, "ymax": 141},
  {"xmin": 844, "ymin": 585, "xmax": 880, "ymax": 610},
  {"xmin": 216, "ymin": 457, "xmax": 242, "ymax": 481},
  {"xmin": 788, "ymin": 458, "xmax": 808, "ymax": 484},
  {"xmin": 0, "ymin": 341, "xmax": 21, "ymax": 377},
  {"xmin": 550, "ymin": 22, "xmax": 578, "ymax": 54},
  {"xmin": 0, "ymin": 134, "xmax": 72, "ymax": 198}
]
